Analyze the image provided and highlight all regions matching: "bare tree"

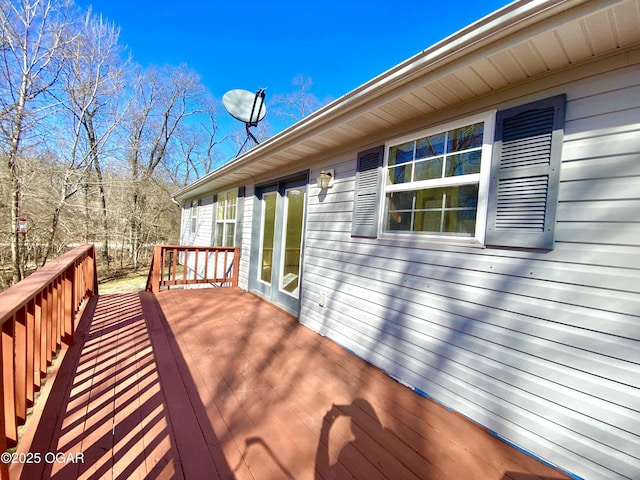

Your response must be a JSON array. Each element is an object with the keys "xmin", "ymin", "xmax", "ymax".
[
  {"xmin": 171, "ymin": 98, "xmax": 226, "ymax": 185},
  {"xmin": 0, "ymin": 0, "xmax": 75, "ymax": 283},
  {"xmin": 0, "ymin": 1, "xmax": 234, "ymax": 286},
  {"xmin": 228, "ymin": 117, "xmax": 270, "ymax": 158},
  {"xmin": 53, "ymin": 9, "xmax": 127, "ymax": 269},
  {"xmin": 124, "ymin": 64, "xmax": 203, "ymax": 268},
  {"xmin": 269, "ymin": 75, "xmax": 329, "ymax": 125}
]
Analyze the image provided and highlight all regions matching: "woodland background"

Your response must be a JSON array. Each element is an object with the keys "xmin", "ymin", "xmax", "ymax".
[{"xmin": 0, "ymin": 0, "xmax": 325, "ymax": 290}]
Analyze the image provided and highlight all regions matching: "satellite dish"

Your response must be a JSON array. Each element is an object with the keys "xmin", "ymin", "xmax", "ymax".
[
  {"xmin": 222, "ymin": 88, "xmax": 267, "ymax": 156},
  {"xmin": 222, "ymin": 89, "xmax": 266, "ymax": 126}
]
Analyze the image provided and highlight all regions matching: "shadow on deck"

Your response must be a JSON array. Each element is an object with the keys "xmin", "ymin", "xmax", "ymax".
[{"xmin": 13, "ymin": 288, "xmax": 570, "ymax": 480}]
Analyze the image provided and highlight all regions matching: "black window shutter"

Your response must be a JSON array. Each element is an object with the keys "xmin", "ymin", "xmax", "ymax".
[
  {"xmin": 351, "ymin": 145, "xmax": 384, "ymax": 238},
  {"xmin": 486, "ymin": 94, "xmax": 566, "ymax": 249}
]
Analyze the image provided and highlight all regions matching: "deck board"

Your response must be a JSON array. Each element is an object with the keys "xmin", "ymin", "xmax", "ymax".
[{"xmin": 13, "ymin": 288, "xmax": 571, "ymax": 479}]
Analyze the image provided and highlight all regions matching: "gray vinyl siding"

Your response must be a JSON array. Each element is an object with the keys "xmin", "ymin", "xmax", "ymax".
[
  {"xmin": 179, "ymin": 191, "xmax": 253, "ymax": 291},
  {"xmin": 238, "ymin": 186, "xmax": 254, "ymax": 291},
  {"xmin": 178, "ymin": 196, "xmax": 214, "ymax": 283},
  {"xmin": 298, "ymin": 58, "xmax": 640, "ymax": 480},
  {"xmin": 179, "ymin": 205, "xmax": 189, "ymax": 245},
  {"xmin": 180, "ymin": 195, "xmax": 215, "ymax": 246}
]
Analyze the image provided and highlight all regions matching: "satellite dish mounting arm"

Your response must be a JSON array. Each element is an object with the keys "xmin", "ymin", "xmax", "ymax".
[
  {"xmin": 247, "ymin": 89, "xmax": 266, "ymax": 129},
  {"xmin": 241, "ymin": 88, "xmax": 266, "ymax": 150},
  {"xmin": 246, "ymin": 123, "xmax": 260, "ymax": 145}
]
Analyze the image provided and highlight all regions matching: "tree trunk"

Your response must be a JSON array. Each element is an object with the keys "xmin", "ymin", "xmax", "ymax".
[
  {"xmin": 8, "ymin": 79, "xmax": 28, "ymax": 284},
  {"xmin": 10, "ymin": 168, "xmax": 21, "ymax": 284},
  {"xmin": 41, "ymin": 168, "xmax": 76, "ymax": 266},
  {"xmin": 83, "ymin": 116, "xmax": 111, "ymax": 270},
  {"xmin": 130, "ymin": 189, "xmax": 140, "ymax": 270}
]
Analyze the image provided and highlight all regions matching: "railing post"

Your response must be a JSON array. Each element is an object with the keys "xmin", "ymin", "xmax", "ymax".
[
  {"xmin": 26, "ymin": 300, "xmax": 35, "ymax": 406},
  {"xmin": 91, "ymin": 246, "xmax": 98, "ymax": 296},
  {"xmin": 40, "ymin": 286, "xmax": 49, "ymax": 375},
  {"xmin": 151, "ymin": 245, "xmax": 162, "ymax": 293},
  {"xmin": 193, "ymin": 248, "xmax": 199, "ymax": 282},
  {"xmin": 54, "ymin": 277, "xmax": 61, "ymax": 351},
  {"xmin": 232, "ymin": 247, "xmax": 240, "ymax": 287},
  {"xmin": 63, "ymin": 266, "xmax": 74, "ymax": 346},
  {"xmin": 171, "ymin": 248, "xmax": 177, "ymax": 285},
  {"xmin": 222, "ymin": 250, "xmax": 228, "ymax": 284},
  {"xmin": 0, "ymin": 336, "xmax": 8, "ymax": 480},
  {"xmin": 2, "ymin": 319, "xmax": 17, "ymax": 447},
  {"xmin": 81, "ymin": 246, "xmax": 97, "ymax": 298},
  {"xmin": 14, "ymin": 308, "xmax": 27, "ymax": 423},
  {"xmin": 33, "ymin": 293, "xmax": 42, "ymax": 392},
  {"xmin": 204, "ymin": 249, "xmax": 210, "ymax": 280}
]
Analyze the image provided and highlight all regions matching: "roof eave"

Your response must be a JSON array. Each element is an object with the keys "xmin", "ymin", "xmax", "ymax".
[{"xmin": 171, "ymin": 0, "xmax": 597, "ymax": 202}]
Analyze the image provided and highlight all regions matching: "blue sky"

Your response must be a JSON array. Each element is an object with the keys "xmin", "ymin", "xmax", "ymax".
[{"xmin": 75, "ymin": 0, "xmax": 510, "ymax": 153}]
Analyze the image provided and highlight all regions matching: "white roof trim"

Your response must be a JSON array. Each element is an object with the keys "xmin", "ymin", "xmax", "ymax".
[{"xmin": 173, "ymin": 0, "xmax": 634, "ymax": 201}]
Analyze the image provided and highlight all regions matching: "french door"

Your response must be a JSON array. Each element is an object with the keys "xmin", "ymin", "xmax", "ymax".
[{"xmin": 250, "ymin": 175, "xmax": 307, "ymax": 315}]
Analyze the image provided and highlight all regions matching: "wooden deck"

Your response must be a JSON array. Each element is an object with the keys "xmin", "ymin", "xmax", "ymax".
[{"xmin": 13, "ymin": 288, "xmax": 570, "ymax": 479}]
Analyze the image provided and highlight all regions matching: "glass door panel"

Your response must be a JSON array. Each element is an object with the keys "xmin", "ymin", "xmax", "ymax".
[
  {"xmin": 259, "ymin": 192, "xmax": 277, "ymax": 284},
  {"xmin": 280, "ymin": 188, "xmax": 305, "ymax": 295},
  {"xmin": 250, "ymin": 174, "xmax": 308, "ymax": 316}
]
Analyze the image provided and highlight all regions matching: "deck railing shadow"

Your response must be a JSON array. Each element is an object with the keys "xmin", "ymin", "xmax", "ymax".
[
  {"xmin": 501, "ymin": 474, "xmax": 571, "ymax": 480},
  {"xmin": 138, "ymin": 291, "xmax": 234, "ymax": 479},
  {"xmin": 0, "ymin": 243, "xmax": 579, "ymax": 479},
  {"xmin": 14, "ymin": 293, "xmax": 186, "ymax": 479},
  {"xmin": 234, "ymin": 436, "xmax": 295, "ymax": 480},
  {"xmin": 11, "ymin": 289, "xmax": 235, "ymax": 479}
]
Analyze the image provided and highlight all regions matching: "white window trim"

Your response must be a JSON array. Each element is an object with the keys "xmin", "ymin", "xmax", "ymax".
[
  {"xmin": 215, "ymin": 188, "xmax": 238, "ymax": 247},
  {"xmin": 190, "ymin": 200, "xmax": 198, "ymax": 234},
  {"xmin": 380, "ymin": 110, "xmax": 495, "ymax": 244}
]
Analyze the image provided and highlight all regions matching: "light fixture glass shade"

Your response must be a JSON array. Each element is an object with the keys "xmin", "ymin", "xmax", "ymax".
[{"xmin": 316, "ymin": 169, "xmax": 334, "ymax": 189}]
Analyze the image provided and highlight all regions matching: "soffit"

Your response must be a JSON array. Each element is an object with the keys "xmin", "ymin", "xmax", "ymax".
[{"xmin": 174, "ymin": 0, "xmax": 640, "ymax": 202}]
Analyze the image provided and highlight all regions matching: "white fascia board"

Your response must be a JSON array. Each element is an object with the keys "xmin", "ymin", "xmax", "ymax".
[{"xmin": 172, "ymin": 0, "xmax": 595, "ymax": 202}]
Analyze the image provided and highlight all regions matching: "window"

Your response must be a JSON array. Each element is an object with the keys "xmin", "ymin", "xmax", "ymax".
[
  {"xmin": 383, "ymin": 113, "xmax": 493, "ymax": 241},
  {"xmin": 189, "ymin": 200, "xmax": 198, "ymax": 234},
  {"xmin": 214, "ymin": 189, "xmax": 237, "ymax": 246},
  {"xmin": 352, "ymin": 95, "xmax": 566, "ymax": 249}
]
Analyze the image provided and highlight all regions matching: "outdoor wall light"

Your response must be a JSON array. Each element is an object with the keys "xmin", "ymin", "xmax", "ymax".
[{"xmin": 316, "ymin": 169, "xmax": 335, "ymax": 189}]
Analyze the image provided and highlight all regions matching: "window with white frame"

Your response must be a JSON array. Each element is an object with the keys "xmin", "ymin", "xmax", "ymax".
[
  {"xmin": 383, "ymin": 113, "xmax": 493, "ymax": 240},
  {"xmin": 215, "ymin": 189, "xmax": 237, "ymax": 246},
  {"xmin": 189, "ymin": 200, "xmax": 198, "ymax": 234},
  {"xmin": 353, "ymin": 96, "xmax": 564, "ymax": 248}
]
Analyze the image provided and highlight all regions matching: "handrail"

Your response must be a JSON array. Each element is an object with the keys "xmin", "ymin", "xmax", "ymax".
[
  {"xmin": 0, "ymin": 244, "xmax": 97, "ymax": 477},
  {"xmin": 146, "ymin": 245, "xmax": 240, "ymax": 293}
]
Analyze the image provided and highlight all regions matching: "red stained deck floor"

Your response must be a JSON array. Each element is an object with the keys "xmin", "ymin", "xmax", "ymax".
[{"xmin": 13, "ymin": 288, "xmax": 570, "ymax": 479}]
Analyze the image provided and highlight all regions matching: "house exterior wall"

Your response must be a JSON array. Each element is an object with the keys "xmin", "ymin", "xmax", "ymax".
[
  {"xmin": 298, "ymin": 52, "xmax": 640, "ymax": 480},
  {"xmin": 179, "ymin": 191, "xmax": 252, "ymax": 289},
  {"xmin": 180, "ymin": 194, "xmax": 215, "ymax": 246},
  {"xmin": 174, "ymin": 48, "xmax": 640, "ymax": 480},
  {"xmin": 238, "ymin": 186, "xmax": 254, "ymax": 291},
  {"xmin": 178, "ymin": 195, "xmax": 228, "ymax": 283}
]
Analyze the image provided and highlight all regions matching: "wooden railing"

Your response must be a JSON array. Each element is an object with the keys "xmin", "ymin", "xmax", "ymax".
[
  {"xmin": 0, "ymin": 244, "xmax": 97, "ymax": 475},
  {"xmin": 146, "ymin": 245, "xmax": 239, "ymax": 293}
]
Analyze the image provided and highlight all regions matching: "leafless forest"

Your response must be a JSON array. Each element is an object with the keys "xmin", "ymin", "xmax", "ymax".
[{"xmin": 0, "ymin": 0, "xmax": 325, "ymax": 290}]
